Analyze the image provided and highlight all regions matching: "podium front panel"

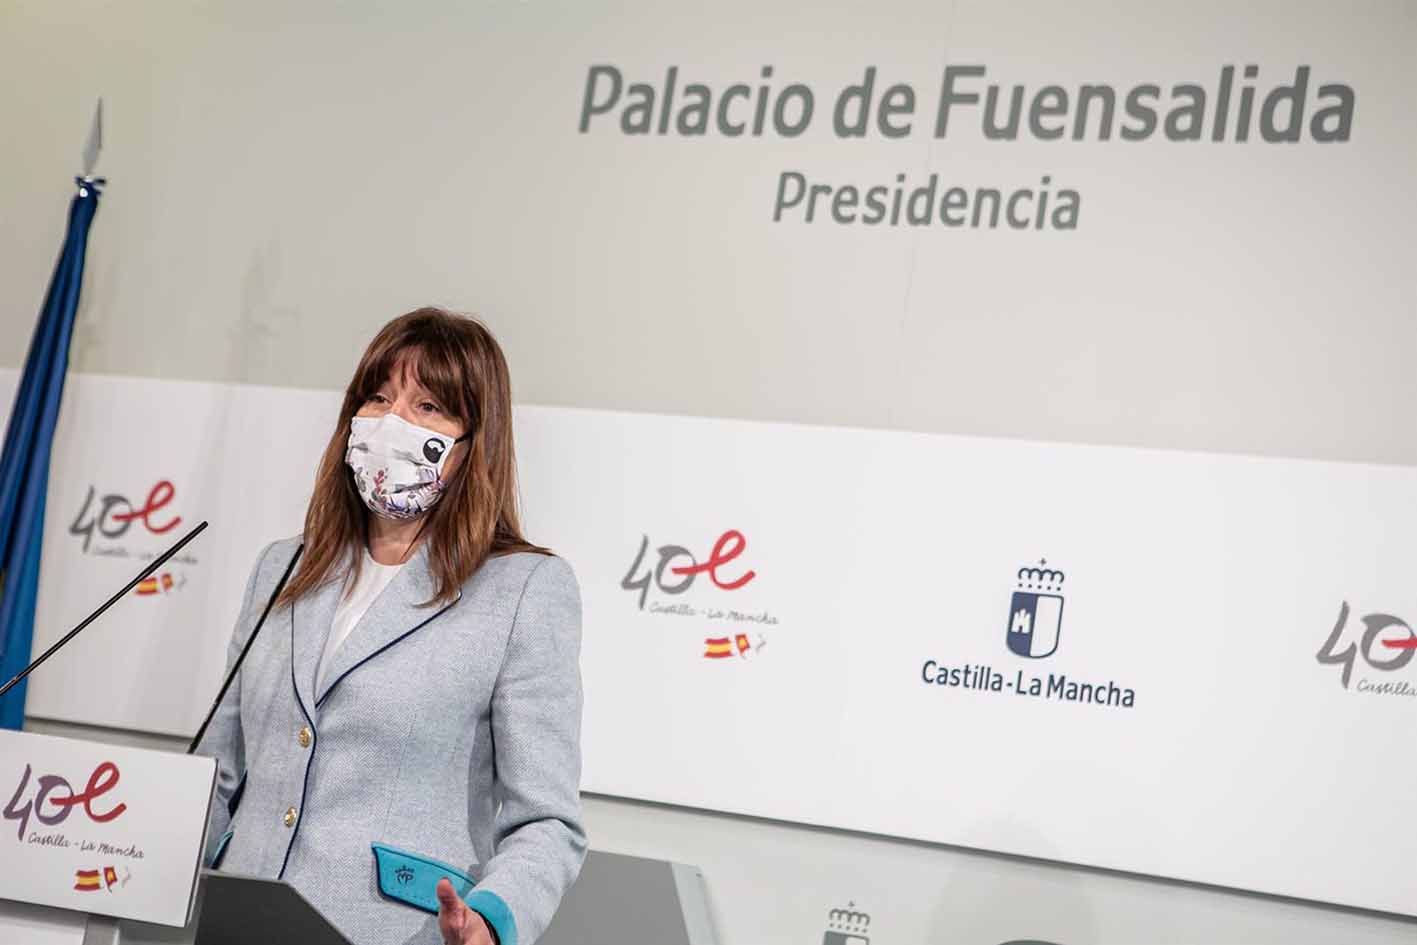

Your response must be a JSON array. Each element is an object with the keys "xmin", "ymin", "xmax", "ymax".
[{"xmin": 0, "ymin": 730, "xmax": 215, "ymax": 928}]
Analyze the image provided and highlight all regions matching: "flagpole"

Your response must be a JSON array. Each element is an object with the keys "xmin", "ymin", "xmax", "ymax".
[{"xmin": 0, "ymin": 100, "xmax": 106, "ymax": 729}]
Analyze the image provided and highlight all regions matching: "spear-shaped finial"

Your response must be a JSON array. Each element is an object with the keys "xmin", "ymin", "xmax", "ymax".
[{"xmin": 81, "ymin": 99, "xmax": 103, "ymax": 179}]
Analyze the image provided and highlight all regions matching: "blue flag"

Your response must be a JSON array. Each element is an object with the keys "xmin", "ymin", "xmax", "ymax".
[{"xmin": 0, "ymin": 177, "xmax": 103, "ymax": 729}]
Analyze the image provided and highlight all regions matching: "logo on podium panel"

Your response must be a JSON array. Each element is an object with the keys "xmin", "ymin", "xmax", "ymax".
[
  {"xmin": 1, "ymin": 729, "xmax": 216, "ymax": 926},
  {"xmin": 822, "ymin": 902, "xmax": 870, "ymax": 945},
  {"xmin": 1006, "ymin": 559, "xmax": 1064, "ymax": 659},
  {"xmin": 4, "ymin": 760, "xmax": 128, "ymax": 840}
]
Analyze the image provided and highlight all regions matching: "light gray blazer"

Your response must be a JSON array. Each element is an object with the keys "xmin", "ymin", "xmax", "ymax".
[{"xmin": 195, "ymin": 536, "xmax": 586, "ymax": 945}]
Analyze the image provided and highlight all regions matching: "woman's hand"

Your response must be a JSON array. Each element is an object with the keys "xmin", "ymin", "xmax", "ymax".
[{"xmin": 435, "ymin": 878, "xmax": 495, "ymax": 945}]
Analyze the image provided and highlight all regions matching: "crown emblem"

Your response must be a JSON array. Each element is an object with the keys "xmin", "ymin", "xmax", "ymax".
[
  {"xmin": 1015, "ymin": 558, "xmax": 1064, "ymax": 595},
  {"xmin": 1007, "ymin": 557, "xmax": 1065, "ymax": 659},
  {"xmin": 826, "ymin": 902, "xmax": 870, "ymax": 934}
]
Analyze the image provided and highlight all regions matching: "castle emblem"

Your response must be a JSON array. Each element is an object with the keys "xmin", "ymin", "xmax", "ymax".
[
  {"xmin": 822, "ymin": 902, "xmax": 870, "ymax": 945},
  {"xmin": 1007, "ymin": 559, "xmax": 1065, "ymax": 659}
]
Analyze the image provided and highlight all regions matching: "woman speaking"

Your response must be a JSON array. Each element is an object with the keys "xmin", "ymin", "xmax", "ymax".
[{"xmin": 196, "ymin": 308, "xmax": 584, "ymax": 945}]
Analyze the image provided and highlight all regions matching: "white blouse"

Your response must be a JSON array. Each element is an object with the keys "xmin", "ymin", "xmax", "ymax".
[{"xmin": 316, "ymin": 552, "xmax": 403, "ymax": 691}]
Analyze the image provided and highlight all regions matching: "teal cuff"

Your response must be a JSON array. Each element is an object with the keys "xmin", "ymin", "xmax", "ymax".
[
  {"xmin": 464, "ymin": 889, "xmax": 516, "ymax": 945},
  {"xmin": 370, "ymin": 842, "xmax": 517, "ymax": 945},
  {"xmin": 371, "ymin": 843, "xmax": 474, "ymax": 913}
]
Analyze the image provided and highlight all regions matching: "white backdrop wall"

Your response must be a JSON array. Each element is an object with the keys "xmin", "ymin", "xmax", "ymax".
[
  {"xmin": 2, "ymin": 2, "xmax": 1416, "ymax": 944},
  {"xmin": 11, "ymin": 369, "xmax": 1417, "ymax": 918}
]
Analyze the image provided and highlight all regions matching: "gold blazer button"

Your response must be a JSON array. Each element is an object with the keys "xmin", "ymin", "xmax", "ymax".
[
  {"xmin": 283, "ymin": 806, "xmax": 297, "ymax": 828},
  {"xmin": 298, "ymin": 726, "xmax": 312, "ymax": 748}
]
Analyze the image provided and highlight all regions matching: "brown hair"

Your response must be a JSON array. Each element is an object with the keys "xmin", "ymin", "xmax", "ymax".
[{"xmin": 279, "ymin": 307, "xmax": 547, "ymax": 607}]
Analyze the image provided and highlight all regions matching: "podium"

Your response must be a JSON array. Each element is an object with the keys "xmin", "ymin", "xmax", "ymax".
[
  {"xmin": 0, "ymin": 729, "xmax": 354, "ymax": 945},
  {"xmin": 0, "ymin": 729, "xmax": 217, "ymax": 945},
  {"xmin": 4, "ymin": 853, "xmax": 718, "ymax": 945},
  {"xmin": 0, "ymin": 870, "xmax": 351, "ymax": 945},
  {"xmin": 1, "ymin": 732, "xmax": 717, "ymax": 945},
  {"xmin": 4, "ymin": 853, "xmax": 717, "ymax": 945},
  {"xmin": 192, "ymin": 873, "xmax": 350, "ymax": 945}
]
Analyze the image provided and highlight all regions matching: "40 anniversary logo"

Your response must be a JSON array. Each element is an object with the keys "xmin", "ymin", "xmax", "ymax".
[
  {"xmin": 69, "ymin": 480, "xmax": 192, "ymax": 597},
  {"xmin": 1317, "ymin": 600, "xmax": 1417, "ymax": 698},
  {"xmin": 4, "ymin": 759, "xmax": 143, "ymax": 892},
  {"xmin": 620, "ymin": 529, "xmax": 779, "ymax": 660}
]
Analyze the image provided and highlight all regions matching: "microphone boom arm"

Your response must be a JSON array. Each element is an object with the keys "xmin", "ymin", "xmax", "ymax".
[{"xmin": 0, "ymin": 520, "xmax": 210, "ymax": 700}]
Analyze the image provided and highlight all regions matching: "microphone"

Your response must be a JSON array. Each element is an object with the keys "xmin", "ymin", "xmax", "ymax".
[
  {"xmin": 187, "ymin": 543, "xmax": 302, "ymax": 754},
  {"xmin": 0, "ymin": 520, "xmax": 210, "ymax": 700}
]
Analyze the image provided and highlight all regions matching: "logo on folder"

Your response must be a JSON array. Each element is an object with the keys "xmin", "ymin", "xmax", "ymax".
[{"xmin": 1006, "ymin": 560, "xmax": 1064, "ymax": 659}]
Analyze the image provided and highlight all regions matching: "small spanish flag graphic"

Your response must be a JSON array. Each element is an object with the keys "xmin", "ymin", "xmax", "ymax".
[
  {"xmin": 74, "ymin": 869, "xmax": 102, "ymax": 891},
  {"xmin": 135, "ymin": 572, "xmax": 177, "ymax": 596},
  {"xmin": 735, "ymin": 633, "xmax": 751, "ymax": 655},
  {"xmin": 703, "ymin": 637, "xmax": 734, "ymax": 659},
  {"xmin": 104, "ymin": 866, "xmax": 119, "ymax": 890}
]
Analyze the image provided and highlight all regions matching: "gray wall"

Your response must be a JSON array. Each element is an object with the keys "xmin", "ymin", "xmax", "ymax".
[
  {"xmin": 2, "ymin": 1, "xmax": 1414, "ymax": 466},
  {"xmin": 5, "ymin": 1, "xmax": 1416, "ymax": 943}
]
